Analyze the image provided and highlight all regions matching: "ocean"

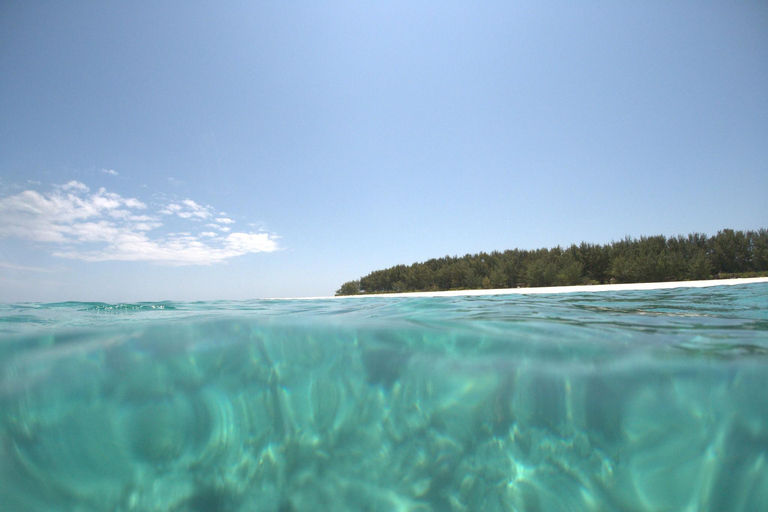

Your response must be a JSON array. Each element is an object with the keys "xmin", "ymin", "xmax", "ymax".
[{"xmin": 1, "ymin": 283, "xmax": 766, "ymax": 511}]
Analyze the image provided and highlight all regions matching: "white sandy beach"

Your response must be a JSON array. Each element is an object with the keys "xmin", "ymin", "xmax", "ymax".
[{"xmin": 287, "ymin": 277, "xmax": 768, "ymax": 300}]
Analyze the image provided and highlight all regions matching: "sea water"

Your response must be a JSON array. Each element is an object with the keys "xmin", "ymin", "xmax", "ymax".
[{"xmin": 0, "ymin": 284, "xmax": 766, "ymax": 512}]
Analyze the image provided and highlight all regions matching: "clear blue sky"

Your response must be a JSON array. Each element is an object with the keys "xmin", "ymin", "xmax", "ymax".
[{"xmin": 1, "ymin": 1, "xmax": 766, "ymax": 301}]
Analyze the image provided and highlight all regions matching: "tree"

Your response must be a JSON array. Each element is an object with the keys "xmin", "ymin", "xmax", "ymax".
[
  {"xmin": 686, "ymin": 252, "xmax": 712, "ymax": 280},
  {"xmin": 337, "ymin": 228, "xmax": 767, "ymax": 294},
  {"xmin": 556, "ymin": 258, "xmax": 584, "ymax": 286},
  {"xmin": 609, "ymin": 254, "xmax": 634, "ymax": 283},
  {"xmin": 488, "ymin": 267, "xmax": 508, "ymax": 288},
  {"xmin": 751, "ymin": 229, "xmax": 768, "ymax": 272},
  {"xmin": 711, "ymin": 229, "xmax": 751, "ymax": 273},
  {"xmin": 525, "ymin": 258, "xmax": 557, "ymax": 287},
  {"xmin": 335, "ymin": 280, "xmax": 361, "ymax": 296}
]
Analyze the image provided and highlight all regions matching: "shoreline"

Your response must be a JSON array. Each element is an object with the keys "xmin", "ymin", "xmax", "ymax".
[{"xmin": 282, "ymin": 277, "xmax": 768, "ymax": 300}]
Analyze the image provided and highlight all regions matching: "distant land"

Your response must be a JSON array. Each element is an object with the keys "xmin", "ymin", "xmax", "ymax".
[{"xmin": 336, "ymin": 229, "xmax": 768, "ymax": 296}]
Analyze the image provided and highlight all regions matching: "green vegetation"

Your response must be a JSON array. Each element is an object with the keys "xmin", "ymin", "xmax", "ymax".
[{"xmin": 336, "ymin": 229, "xmax": 768, "ymax": 295}]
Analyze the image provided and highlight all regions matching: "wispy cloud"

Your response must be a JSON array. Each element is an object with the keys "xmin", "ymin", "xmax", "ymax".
[
  {"xmin": 0, "ymin": 261, "xmax": 56, "ymax": 273},
  {"xmin": 59, "ymin": 180, "xmax": 90, "ymax": 193},
  {"xmin": 102, "ymin": 169, "xmax": 119, "ymax": 176},
  {"xmin": 206, "ymin": 222, "xmax": 231, "ymax": 232},
  {"xmin": 0, "ymin": 182, "xmax": 279, "ymax": 265},
  {"xmin": 159, "ymin": 198, "xmax": 213, "ymax": 220}
]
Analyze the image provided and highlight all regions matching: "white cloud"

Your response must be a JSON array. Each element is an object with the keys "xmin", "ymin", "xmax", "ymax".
[
  {"xmin": 215, "ymin": 217, "xmax": 235, "ymax": 224},
  {"xmin": 205, "ymin": 222, "xmax": 233, "ymax": 232},
  {"xmin": 159, "ymin": 203, "xmax": 182, "ymax": 215},
  {"xmin": 59, "ymin": 180, "xmax": 89, "ymax": 192},
  {"xmin": 108, "ymin": 209, "xmax": 153, "ymax": 221},
  {"xmin": 102, "ymin": 169, "xmax": 119, "ymax": 176},
  {"xmin": 124, "ymin": 198, "xmax": 146, "ymax": 209},
  {"xmin": 160, "ymin": 198, "xmax": 212, "ymax": 220},
  {"xmin": 0, "ymin": 187, "xmax": 141, "ymax": 242},
  {"xmin": 134, "ymin": 222, "xmax": 162, "ymax": 232},
  {"xmin": 0, "ymin": 182, "xmax": 279, "ymax": 265},
  {"xmin": 225, "ymin": 232, "xmax": 278, "ymax": 253}
]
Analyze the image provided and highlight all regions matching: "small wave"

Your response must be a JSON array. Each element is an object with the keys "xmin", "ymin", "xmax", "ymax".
[{"xmin": 80, "ymin": 302, "xmax": 176, "ymax": 312}]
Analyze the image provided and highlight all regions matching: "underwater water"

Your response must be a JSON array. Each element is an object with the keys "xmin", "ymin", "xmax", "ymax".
[{"xmin": 1, "ymin": 284, "xmax": 767, "ymax": 512}]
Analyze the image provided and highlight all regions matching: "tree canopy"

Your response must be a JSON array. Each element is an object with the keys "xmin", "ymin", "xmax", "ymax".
[{"xmin": 336, "ymin": 229, "xmax": 768, "ymax": 295}]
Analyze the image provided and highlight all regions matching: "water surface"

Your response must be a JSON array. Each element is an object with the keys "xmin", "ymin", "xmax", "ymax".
[{"xmin": 1, "ymin": 284, "xmax": 767, "ymax": 511}]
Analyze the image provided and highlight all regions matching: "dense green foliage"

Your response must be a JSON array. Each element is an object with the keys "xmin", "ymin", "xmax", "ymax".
[{"xmin": 336, "ymin": 229, "xmax": 768, "ymax": 295}]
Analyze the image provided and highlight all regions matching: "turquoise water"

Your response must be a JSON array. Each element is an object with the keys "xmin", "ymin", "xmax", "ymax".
[{"xmin": 1, "ymin": 284, "xmax": 767, "ymax": 512}]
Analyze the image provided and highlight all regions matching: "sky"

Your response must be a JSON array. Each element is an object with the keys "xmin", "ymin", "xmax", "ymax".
[{"xmin": 1, "ymin": 1, "xmax": 766, "ymax": 302}]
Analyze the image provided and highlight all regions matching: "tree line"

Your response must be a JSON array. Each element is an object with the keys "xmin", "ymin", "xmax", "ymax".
[{"xmin": 336, "ymin": 229, "xmax": 768, "ymax": 295}]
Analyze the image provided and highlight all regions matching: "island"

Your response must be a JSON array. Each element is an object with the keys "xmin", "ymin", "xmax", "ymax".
[{"xmin": 336, "ymin": 228, "xmax": 768, "ymax": 296}]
